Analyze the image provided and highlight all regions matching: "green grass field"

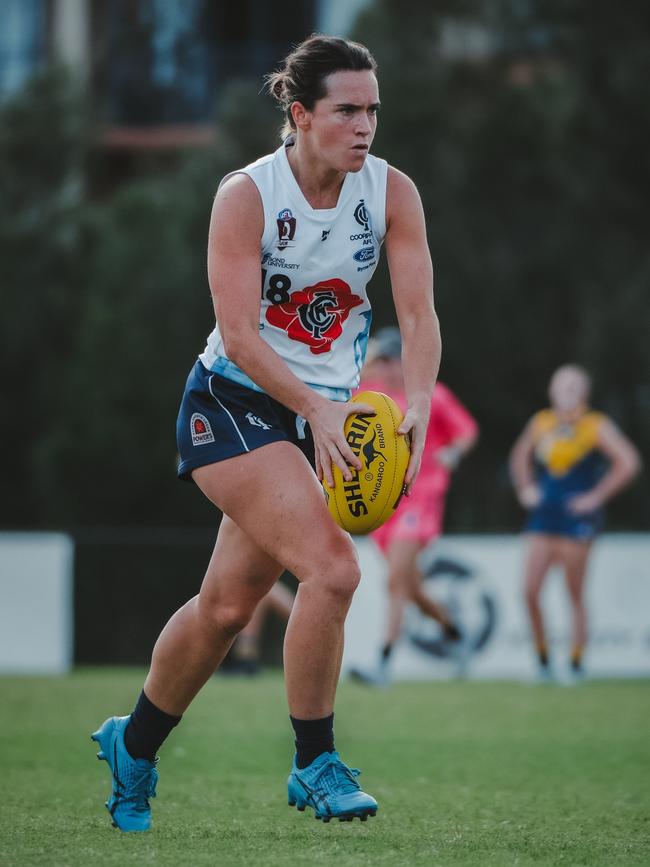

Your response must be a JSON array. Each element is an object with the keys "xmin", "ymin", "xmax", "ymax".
[{"xmin": 1, "ymin": 670, "xmax": 648, "ymax": 867}]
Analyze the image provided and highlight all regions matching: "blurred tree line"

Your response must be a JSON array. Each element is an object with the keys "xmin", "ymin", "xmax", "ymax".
[{"xmin": 2, "ymin": 0, "xmax": 647, "ymax": 531}]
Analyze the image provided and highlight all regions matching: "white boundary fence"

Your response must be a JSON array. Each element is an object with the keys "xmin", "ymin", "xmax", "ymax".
[
  {"xmin": 343, "ymin": 534, "xmax": 650, "ymax": 681},
  {"xmin": 1, "ymin": 531, "xmax": 648, "ymax": 678},
  {"xmin": 0, "ymin": 533, "xmax": 74, "ymax": 674}
]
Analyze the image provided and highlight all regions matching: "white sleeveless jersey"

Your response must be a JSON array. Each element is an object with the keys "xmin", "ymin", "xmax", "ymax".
[{"xmin": 199, "ymin": 139, "xmax": 388, "ymax": 401}]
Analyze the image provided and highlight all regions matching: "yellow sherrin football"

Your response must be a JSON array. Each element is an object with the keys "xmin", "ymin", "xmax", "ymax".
[{"xmin": 323, "ymin": 390, "xmax": 410, "ymax": 535}]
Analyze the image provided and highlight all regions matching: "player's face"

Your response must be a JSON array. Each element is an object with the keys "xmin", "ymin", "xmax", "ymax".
[
  {"xmin": 305, "ymin": 69, "xmax": 379, "ymax": 172},
  {"xmin": 549, "ymin": 367, "xmax": 590, "ymax": 413}
]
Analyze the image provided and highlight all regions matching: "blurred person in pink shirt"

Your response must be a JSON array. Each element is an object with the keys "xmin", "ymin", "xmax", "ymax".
[{"xmin": 352, "ymin": 327, "xmax": 478, "ymax": 685}]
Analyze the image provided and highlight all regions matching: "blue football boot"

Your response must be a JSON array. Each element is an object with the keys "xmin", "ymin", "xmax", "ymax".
[
  {"xmin": 287, "ymin": 751, "xmax": 378, "ymax": 822},
  {"xmin": 91, "ymin": 715, "xmax": 158, "ymax": 832}
]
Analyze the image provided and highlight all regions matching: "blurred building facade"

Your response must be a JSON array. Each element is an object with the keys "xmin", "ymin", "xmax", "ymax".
[{"xmin": 0, "ymin": 0, "xmax": 372, "ymax": 146}]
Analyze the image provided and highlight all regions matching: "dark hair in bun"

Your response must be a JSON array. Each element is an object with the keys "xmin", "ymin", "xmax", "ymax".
[{"xmin": 266, "ymin": 34, "xmax": 378, "ymax": 139}]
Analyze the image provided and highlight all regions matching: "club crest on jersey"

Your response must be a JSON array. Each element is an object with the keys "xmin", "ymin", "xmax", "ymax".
[
  {"xmin": 354, "ymin": 199, "xmax": 371, "ymax": 231},
  {"xmin": 276, "ymin": 208, "xmax": 296, "ymax": 249},
  {"xmin": 265, "ymin": 278, "xmax": 363, "ymax": 355},
  {"xmin": 190, "ymin": 413, "xmax": 215, "ymax": 446}
]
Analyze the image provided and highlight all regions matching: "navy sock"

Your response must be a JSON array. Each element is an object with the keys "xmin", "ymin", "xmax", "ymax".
[
  {"xmin": 290, "ymin": 713, "xmax": 335, "ymax": 769},
  {"xmin": 381, "ymin": 642, "xmax": 393, "ymax": 662},
  {"xmin": 124, "ymin": 690, "xmax": 182, "ymax": 761}
]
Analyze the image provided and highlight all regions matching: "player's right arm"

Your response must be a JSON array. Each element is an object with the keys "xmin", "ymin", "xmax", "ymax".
[
  {"xmin": 207, "ymin": 174, "xmax": 374, "ymax": 487},
  {"xmin": 384, "ymin": 167, "xmax": 441, "ymax": 492},
  {"xmin": 509, "ymin": 416, "xmax": 541, "ymax": 509}
]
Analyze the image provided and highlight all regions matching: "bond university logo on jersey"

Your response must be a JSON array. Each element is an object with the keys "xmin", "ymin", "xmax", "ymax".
[
  {"xmin": 265, "ymin": 278, "xmax": 363, "ymax": 355},
  {"xmin": 276, "ymin": 208, "xmax": 296, "ymax": 250},
  {"xmin": 262, "ymin": 252, "xmax": 299, "ymax": 271},
  {"xmin": 190, "ymin": 413, "xmax": 215, "ymax": 446}
]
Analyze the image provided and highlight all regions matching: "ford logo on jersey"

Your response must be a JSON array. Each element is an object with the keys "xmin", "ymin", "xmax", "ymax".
[{"xmin": 353, "ymin": 247, "xmax": 375, "ymax": 263}]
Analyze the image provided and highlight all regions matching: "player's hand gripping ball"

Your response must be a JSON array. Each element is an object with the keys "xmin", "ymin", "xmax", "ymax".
[{"xmin": 323, "ymin": 391, "xmax": 410, "ymax": 534}]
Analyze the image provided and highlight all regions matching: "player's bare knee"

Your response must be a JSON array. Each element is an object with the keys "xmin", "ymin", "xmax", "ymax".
[
  {"xmin": 218, "ymin": 603, "xmax": 254, "ymax": 638},
  {"xmin": 198, "ymin": 595, "xmax": 253, "ymax": 639},
  {"xmin": 325, "ymin": 560, "xmax": 361, "ymax": 601},
  {"xmin": 308, "ymin": 542, "xmax": 361, "ymax": 601}
]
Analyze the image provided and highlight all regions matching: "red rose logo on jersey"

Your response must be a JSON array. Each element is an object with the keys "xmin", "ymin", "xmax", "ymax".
[{"xmin": 265, "ymin": 278, "xmax": 363, "ymax": 354}]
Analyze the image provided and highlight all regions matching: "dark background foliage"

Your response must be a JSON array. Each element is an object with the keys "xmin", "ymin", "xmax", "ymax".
[{"xmin": 2, "ymin": 0, "xmax": 647, "ymax": 533}]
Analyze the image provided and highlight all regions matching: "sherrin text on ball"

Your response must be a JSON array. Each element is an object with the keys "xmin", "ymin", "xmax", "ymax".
[{"xmin": 323, "ymin": 390, "xmax": 410, "ymax": 534}]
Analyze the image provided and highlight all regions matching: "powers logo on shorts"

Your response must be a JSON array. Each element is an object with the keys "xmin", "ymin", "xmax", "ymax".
[
  {"xmin": 190, "ymin": 413, "xmax": 215, "ymax": 446},
  {"xmin": 265, "ymin": 278, "xmax": 363, "ymax": 355}
]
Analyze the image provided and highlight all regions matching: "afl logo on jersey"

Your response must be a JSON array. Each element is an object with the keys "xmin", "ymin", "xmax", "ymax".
[
  {"xmin": 276, "ymin": 208, "xmax": 296, "ymax": 249},
  {"xmin": 354, "ymin": 199, "xmax": 371, "ymax": 231},
  {"xmin": 265, "ymin": 278, "xmax": 363, "ymax": 355}
]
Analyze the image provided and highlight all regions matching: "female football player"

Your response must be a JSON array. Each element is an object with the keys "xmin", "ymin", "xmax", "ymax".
[
  {"xmin": 350, "ymin": 327, "xmax": 478, "ymax": 686},
  {"xmin": 91, "ymin": 35, "xmax": 441, "ymax": 830},
  {"xmin": 510, "ymin": 364, "xmax": 640, "ymax": 681}
]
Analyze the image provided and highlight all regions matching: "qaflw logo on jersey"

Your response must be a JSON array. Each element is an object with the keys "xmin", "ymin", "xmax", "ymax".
[
  {"xmin": 276, "ymin": 208, "xmax": 296, "ymax": 250},
  {"xmin": 190, "ymin": 413, "xmax": 215, "ymax": 446}
]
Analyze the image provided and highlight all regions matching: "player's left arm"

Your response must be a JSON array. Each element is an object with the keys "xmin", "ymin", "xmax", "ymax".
[
  {"xmin": 385, "ymin": 166, "xmax": 441, "ymax": 491},
  {"xmin": 568, "ymin": 418, "xmax": 642, "ymax": 514}
]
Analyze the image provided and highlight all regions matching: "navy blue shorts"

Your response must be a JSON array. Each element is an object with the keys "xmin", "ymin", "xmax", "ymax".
[
  {"xmin": 525, "ymin": 501, "xmax": 604, "ymax": 542},
  {"xmin": 176, "ymin": 361, "xmax": 315, "ymax": 482}
]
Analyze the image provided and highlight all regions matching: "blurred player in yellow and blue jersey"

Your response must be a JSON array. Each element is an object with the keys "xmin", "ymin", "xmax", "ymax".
[{"xmin": 510, "ymin": 365, "xmax": 640, "ymax": 681}]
